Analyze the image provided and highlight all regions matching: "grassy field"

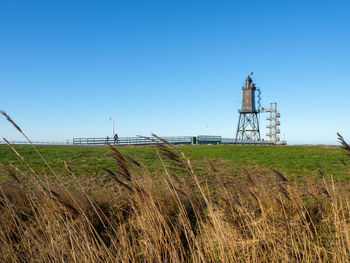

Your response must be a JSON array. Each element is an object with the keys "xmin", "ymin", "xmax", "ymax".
[
  {"xmin": 0, "ymin": 143, "xmax": 349, "ymax": 182},
  {"xmin": 1, "ymin": 141, "xmax": 350, "ymax": 262}
]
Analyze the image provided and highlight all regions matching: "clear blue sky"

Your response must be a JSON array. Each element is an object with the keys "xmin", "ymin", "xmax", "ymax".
[{"xmin": 1, "ymin": 0, "xmax": 349, "ymax": 144}]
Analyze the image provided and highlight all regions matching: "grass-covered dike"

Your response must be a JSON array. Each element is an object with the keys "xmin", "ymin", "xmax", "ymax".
[
  {"xmin": 1, "ymin": 111, "xmax": 350, "ymax": 262},
  {"xmin": 1, "ymin": 143, "xmax": 349, "ymax": 182},
  {"xmin": 1, "ymin": 139, "xmax": 350, "ymax": 261}
]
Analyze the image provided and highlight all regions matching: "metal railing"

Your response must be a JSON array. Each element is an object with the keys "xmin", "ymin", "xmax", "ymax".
[
  {"xmin": 221, "ymin": 138, "xmax": 274, "ymax": 145},
  {"xmin": 72, "ymin": 136, "xmax": 193, "ymax": 146},
  {"xmin": 73, "ymin": 136, "xmax": 280, "ymax": 146},
  {"xmin": 0, "ymin": 141, "xmax": 68, "ymax": 145},
  {"xmin": 0, "ymin": 137, "xmax": 286, "ymax": 146}
]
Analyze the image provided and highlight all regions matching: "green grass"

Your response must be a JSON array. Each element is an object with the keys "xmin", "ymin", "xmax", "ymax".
[
  {"xmin": 1, "ymin": 144, "xmax": 349, "ymax": 182},
  {"xmin": 179, "ymin": 144, "xmax": 350, "ymax": 181}
]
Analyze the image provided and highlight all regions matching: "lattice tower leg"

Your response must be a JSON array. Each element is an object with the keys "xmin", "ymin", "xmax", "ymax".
[{"xmin": 235, "ymin": 113, "xmax": 261, "ymax": 143}]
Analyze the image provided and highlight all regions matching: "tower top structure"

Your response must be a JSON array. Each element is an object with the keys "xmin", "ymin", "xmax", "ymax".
[
  {"xmin": 239, "ymin": 75, "xmax": 257, "ymax": 113},
  {"xmin": 245, "ymin": 75, "xmax": 253, "ymax": 88}
]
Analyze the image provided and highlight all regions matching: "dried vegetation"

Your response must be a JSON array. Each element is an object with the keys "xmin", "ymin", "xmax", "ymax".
[{"xmin": 1, "ymin": 111, "xmax": 350, "ymax": 262}]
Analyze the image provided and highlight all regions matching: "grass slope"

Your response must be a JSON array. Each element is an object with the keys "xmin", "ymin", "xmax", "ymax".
[
  {"xmin": 1, "ymin": 142, "xmax": 350, "ymax": 262},
  {"xmin": 0, "ymin": 144, "xmax": 349, "ymax": 182}
]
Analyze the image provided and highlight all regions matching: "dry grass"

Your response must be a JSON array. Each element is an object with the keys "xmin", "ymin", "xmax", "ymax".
[{"xmin": 0, "ymin": 112, "xmax": 350, "ymax": 262}]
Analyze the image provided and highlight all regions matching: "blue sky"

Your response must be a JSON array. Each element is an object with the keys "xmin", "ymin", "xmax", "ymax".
[{"xmin": 0, "ymin": 0, "xmax": 349, "ymax": 144}]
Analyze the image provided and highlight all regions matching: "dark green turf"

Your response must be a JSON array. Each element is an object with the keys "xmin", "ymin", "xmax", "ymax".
[{"xmin": 0, "ymin": 144, "xmax": 349, "ymax": 181}]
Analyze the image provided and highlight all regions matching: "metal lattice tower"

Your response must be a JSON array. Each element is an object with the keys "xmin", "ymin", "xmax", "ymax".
[
  {"xmin": 235, "ymin": 75, "xmax": 261, "ymax": 142},
  {"xmin": 266, "ymin": 102, "xmax": 281, "ymax": 144}
]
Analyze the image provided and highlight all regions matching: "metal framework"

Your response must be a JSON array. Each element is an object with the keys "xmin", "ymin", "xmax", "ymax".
[
  {"xmin": 265, "ymin": 102, "xmax": 281, "ymax": 144},
  {"xmin": 235, "ymin": 112, "xmax": 261, "ymax": 141}
]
